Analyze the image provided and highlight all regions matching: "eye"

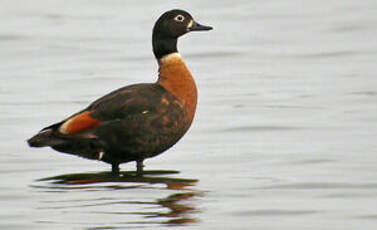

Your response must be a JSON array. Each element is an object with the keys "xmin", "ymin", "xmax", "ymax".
[{"xmin": 174, "ymin": 15, "xmax": 185, "ymax": 22}]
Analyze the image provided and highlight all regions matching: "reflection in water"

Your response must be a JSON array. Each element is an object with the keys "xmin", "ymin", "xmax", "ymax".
[{"xmin": 31, "ymin": 170, "xmax": 202, "ymax": 228}]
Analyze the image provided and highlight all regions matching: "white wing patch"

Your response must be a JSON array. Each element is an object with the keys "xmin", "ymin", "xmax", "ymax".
[{"xmin": 98, "ymin": 151, "xmax": 105, "ymax": 160}]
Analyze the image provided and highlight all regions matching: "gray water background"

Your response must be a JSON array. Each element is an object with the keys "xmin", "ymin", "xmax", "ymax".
[{"xmin": 1, "ymin": 0, "xmax": 377, "ymax": 229}]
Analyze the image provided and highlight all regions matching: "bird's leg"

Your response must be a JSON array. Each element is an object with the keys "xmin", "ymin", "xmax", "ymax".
[
  {"xmin": 136, "ymin": 160, "xmax": 144, "ymax": 177},
  {"xmin": 112, "ymin": 163, "xmax": 120, "ymax": 175}
]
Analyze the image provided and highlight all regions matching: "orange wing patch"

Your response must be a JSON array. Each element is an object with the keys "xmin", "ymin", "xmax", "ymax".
[{"xmin": 59, "ymin": 111, "xmax": 100, "ymax": 134}]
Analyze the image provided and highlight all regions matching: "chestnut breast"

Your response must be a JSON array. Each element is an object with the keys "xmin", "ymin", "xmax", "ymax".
[{"xmin": 157, "ymin": 53, "xmax": 197, "ymax": 128}]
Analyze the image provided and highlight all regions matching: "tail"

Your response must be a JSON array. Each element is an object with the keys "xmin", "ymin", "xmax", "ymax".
[
  {"xmin": 27, "ymin": 129, "xmax": 65, "ymax": 147},
  {"xmin": 27, "ymin": 128, "xmax": 106, "ymax": 161}
]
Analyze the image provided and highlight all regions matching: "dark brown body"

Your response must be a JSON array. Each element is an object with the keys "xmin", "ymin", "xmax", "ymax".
[{"xmin": 28, "ymin": 53, "xmax": 197, "ymax": 168}]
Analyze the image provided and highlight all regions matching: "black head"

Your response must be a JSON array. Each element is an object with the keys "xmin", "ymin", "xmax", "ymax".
[{"xmin": 152, "ymin": 9, "xmax": 212, "ymax": 59}]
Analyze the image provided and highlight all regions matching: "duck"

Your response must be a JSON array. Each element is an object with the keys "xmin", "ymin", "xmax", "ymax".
[{"xmin": 27, "ymin": 9, "xmax": 213, "ymax": 175}]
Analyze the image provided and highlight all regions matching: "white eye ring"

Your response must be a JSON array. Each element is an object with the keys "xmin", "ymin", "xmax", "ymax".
[{"xmin": 174, "ymin": 15, "xmax": 185, "ymax": 22}]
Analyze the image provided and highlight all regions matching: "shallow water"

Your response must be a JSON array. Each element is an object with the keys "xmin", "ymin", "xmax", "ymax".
[{"xmin": 1, "ymin": 0, "xmax": 377, "ymax": 229}]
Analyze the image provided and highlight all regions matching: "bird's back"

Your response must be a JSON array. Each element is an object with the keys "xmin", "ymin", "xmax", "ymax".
[{"xmin": 89, "ymin": 83, "xmax": 191, "ymax": 162}]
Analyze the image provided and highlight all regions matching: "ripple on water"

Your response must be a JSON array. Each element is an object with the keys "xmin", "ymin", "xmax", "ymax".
[
  {"xmin": 223, "ymin": 125, "xmax": 302, "ymax": 133},
  {"xmin": 257, "ymin": 182, "xmax": 377, "ymax": 190},
  {"xmin": 286, "ymin": 50, "xmax": 362, "ymax": 59},
  {"xmin": 185, "ymin": 51, "xmax": 243, "ymax": 59},
  {"xmin": 356, "ymin": 215, "xmax": 377, "ymax": 220},
  {"xmin": 231, "ymin": 209, "xmax": 319, "ymax": 217},
  {"xmin": 30, "ymin": 170, "xmax": 203, "ymax": 228},
  {"xmin": 291, "ymin": 158, "xmax": 336, "ymax": 165},
  {"xmin": 0, "ymin": 34, "xmax": 27, "ymax": 41},
  {"xmin": 349, "ymin": 91, "xmax": 377, "ymax": 96}
]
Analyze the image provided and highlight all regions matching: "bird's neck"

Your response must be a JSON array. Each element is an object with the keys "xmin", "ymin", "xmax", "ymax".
[
  {"xmin": 152, "ymin": 34, "xmax": 178, "ymax": 59},
  {"xmin": 157, "ymin": 53, "xmax": 197, "ymax": 124}
]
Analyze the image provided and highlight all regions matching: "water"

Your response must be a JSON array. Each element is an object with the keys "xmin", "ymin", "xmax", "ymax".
[{"xmin": 1, "ymin": 0, "xmax": 377, "ymax": 229}]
